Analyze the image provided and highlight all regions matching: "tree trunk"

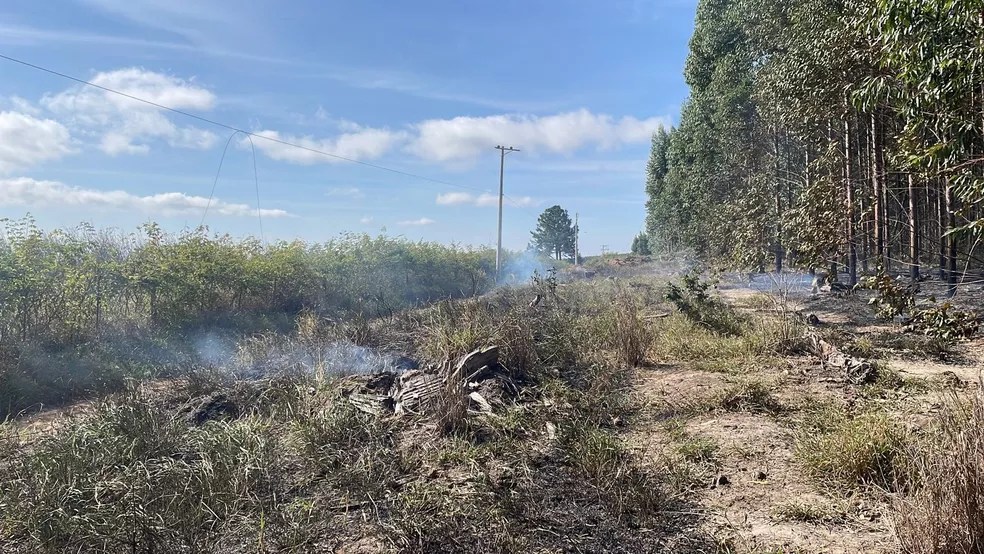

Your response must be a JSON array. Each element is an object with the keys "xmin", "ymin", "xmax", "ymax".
[
  {"xmin": 938, "ymin": 181, "xmax": 947, "ymax": 281},
  {"xmin": 844, "ymin": 118, "xmax": 858, "ymax": 286},
  {"xmin": 908, "ymin": 173, "xmax": 920, "ymax": 282},
  {"xmin": 945, "ymin": 184, "xmax": 958, "ymax": 297},
  {"xmin": 871, "ymin": 113, "xmax": 885, "ymax": 267},
  {"xmin": 774, "ymin": 132, "xmax": 783, "ymax": 274},
  {"xmin": 94, "ymin": 269, "xmax": 102, "ymax": 338}
]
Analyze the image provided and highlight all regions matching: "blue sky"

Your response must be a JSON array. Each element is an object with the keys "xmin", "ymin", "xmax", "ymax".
[{"xmin": 0, "ymin": 0, "xmax": 695, "ymax": 254}]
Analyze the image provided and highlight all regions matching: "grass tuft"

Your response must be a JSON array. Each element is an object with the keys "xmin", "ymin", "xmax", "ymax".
[
  {"xmin": 795, "ymin": 405, "xmax": 906, "ymax": 490},
  {"xmin": 714, "ymin": 380, "xmax": 783, "ymax": 414}
]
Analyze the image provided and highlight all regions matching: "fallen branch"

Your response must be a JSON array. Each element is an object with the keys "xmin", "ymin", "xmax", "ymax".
[{"xmin": 805, "ymin": 331, "xmax": 877, "ymax": 385}]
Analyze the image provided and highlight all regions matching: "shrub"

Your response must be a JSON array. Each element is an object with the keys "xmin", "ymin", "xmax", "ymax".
[
  {"xmin": 664, "ymin": 271, "xmax": 744, "ymax": 335},
  {"xmin": 905, "ymin": 302, "xmax": 980, "ymax": 348},
  {"xmin": 860, "ymin": 272, "xmax": 916, "ymax": 320}
]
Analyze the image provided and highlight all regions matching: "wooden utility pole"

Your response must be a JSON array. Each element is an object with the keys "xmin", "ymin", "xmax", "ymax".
[{"xmin": 494, "ymin": 145, "xmax": 520, "ymax": 282}]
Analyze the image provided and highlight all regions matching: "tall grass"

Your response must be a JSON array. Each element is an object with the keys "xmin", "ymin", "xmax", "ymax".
[
  {"xmin": 0, "ymin": 390, "xmax": 282, "ymax": 552},
  {"xmin": 0, "ymin": 219, "xmax": 518, "ymax": 419},
  {"xmin": 894, "ymin": 390, "xmax": 984, "ymax": 553}
]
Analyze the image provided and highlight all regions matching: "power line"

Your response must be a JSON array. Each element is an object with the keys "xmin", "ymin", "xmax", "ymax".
[
  {"xmin": 200, "ymin": 131, "xmax": 242, "ymax": 228},
  {"xmin": 0, "ymin": 52, "xmax": 490, "ymax": 195}
]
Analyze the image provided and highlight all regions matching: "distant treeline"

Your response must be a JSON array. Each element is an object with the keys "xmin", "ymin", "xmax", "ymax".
[
  {"xmin": 646, "ymin": 0, "xmax": 984, "ymax": 287},
  {"xmin": 0, "ymin": 217, "xmax": 498, "ymax": 345}
]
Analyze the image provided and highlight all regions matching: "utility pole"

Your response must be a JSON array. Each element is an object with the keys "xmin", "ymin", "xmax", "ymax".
[
  {"xmin": 494, "ymin": 145, "xmax": 520, "ymax": 282},
  {"xmin": 574, "ymin": 213, "xmax": 579, "ymax": 266}
]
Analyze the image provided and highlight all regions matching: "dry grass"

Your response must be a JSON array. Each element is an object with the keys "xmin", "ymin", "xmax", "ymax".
[
  {"xmin": 0, "ymin": 389, "xmax": 283, "ymax": 553},
  {"xmin": 649, "ymin": 314, "xmax": 787, "ymax": 374},
  {"xmin": 795, "ymin": 404, "xmax": 907, "ymax": 490},
  {"xmin": 0, "ymin": 275, "xmax": 717, "ymax": 553},
  {"xmin": 894, "ymin": 390, "xmax": 984, "ymax": 553},
  {"xmin": 675, "ymin": 434, "xmax": 719, "ymax": 463},
  {"xmin": 771, "ymin": 499, "xmax": 847, "ymax": 524},
  {"xmin": 713, "ymin": 379, "xmax": 783, "ymax": 414}
]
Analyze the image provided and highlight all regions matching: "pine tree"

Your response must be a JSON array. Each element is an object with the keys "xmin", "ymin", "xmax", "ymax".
[{"xmin": 530, "ymin": 206, "xmax": 576, "ymax": 261}]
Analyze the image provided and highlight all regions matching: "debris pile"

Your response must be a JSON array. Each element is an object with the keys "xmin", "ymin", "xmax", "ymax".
[
  {"xmin": 806, "ymin": 331, "xmax": 877, "ymax": 385},
  {"xmin": 342, "ymin": 346, "xmax": 509, "ymax": 417}
]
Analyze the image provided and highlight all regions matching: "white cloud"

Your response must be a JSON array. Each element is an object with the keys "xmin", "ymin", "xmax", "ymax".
[
  {"xmin": 436, "ymin": 191, "xmax": 536, "ymax": 208},
  {"xmin": 7, "ymin": 97, "xmax": 41, "ymax": 116},
  {"xmin": 42, "ymin": 67, "xmax": 217, "ymax": 155},
  {"xmin": 0, "ymin": 177, "xmax": 290, "ymax": 217},
  {"xmin": 248, "ymin": 128, "xmax": 406, "ymax": 164},
  {"xmin": 435, "ymin": 192, "xmax": 474, "ymax": 206},
  {"xmin": 247, "ymin": 109, "xmax": 667, "ymax": 167},
  {"xmin": 359, "ymin": 216, "xmax": 374, "ymax": 224},
  {"xmin": 0, "ymin": 112, "xmax": 75, "ymax": 173},
  {"xmin": 475, "ymin": 193, "xmax": 503, "ymax": 207},
  {"xmin": 409, "ymin": 109, "xmax": 668, "ymax": 162},
  {"xmin": 397, "ymin": 217, "xmax": 435, "ymax": 226},
  {"xmin": 325, "ymin": 186, "xmax": 365, "ymax": 199}
]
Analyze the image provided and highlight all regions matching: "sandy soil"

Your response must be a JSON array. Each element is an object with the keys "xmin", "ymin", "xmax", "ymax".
[{"xmin": 624, "ymin": 275, "xmax": 983, "ymax": 552}]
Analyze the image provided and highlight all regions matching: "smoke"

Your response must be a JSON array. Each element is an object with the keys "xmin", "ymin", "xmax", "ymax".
[
  {"xmin": 185, "ymin": 328, "xmax": 418, "ymax": 380},
  {"xmin": 229, "ymin": 336, "xmax": 417, "ymax": 380},
  {"xmin": 194, "ymin": 331, "xmax": 237, "ymax": 367},
  {"xmin": 718, "ymin": 271, "xmax": 817, "ymax": 294},
  {"xmin": 499, "ymin": 250, "xmax": 550, "ymax": 286}
]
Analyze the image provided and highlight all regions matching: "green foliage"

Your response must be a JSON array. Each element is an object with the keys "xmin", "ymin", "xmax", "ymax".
[
  {"xmin": 665, "ymin": 271, "xmax": 744, "ymax": 335},
  {"xmin": 645, "ymin": 0, "xmax": 984, "ymax": 273},
  {"xmin": 868, "ymin": 0, "xmax": 984, "ymax": 203},
  {"xmin": 905, "ymin": 302, "xmax": 981, "ymax": 347},
  {"xmin": 860, "ymin": 272, "xmax": 916, "ymax": 320},
  {"xmin": 529, "ymin": 205, "xmax": 576, "ymax": 261},
  {"xmin": 630, "ymin": 232, "xmax": 652, "ymax": 255},
  {"xmin": 0, "ymin": 218, "xmax": 501, "ymax": 419}
]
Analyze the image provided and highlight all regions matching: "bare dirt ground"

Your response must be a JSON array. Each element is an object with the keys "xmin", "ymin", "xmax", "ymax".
[{"xmin": 621, "ymin": 276, "xmax": 983, "ymax": 553}]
